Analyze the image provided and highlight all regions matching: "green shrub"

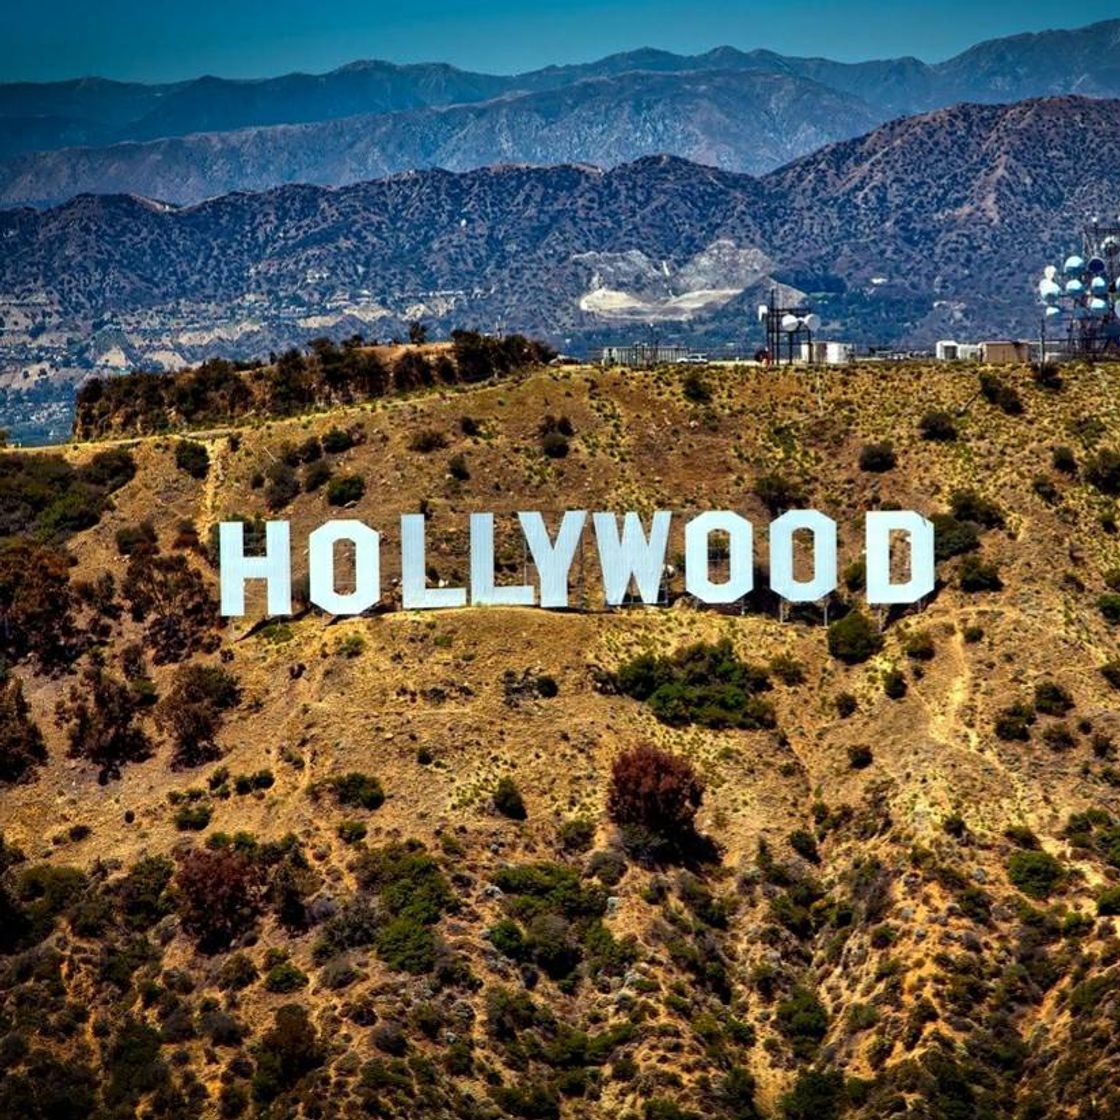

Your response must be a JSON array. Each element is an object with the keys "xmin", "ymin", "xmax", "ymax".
[
  {"xmin": 979, "ymin": 372, "xmax": 1022, "ymax": 415},
  {"xmin": 755, "ymin": 471, "xmax": 805, "ymax": 514},
  {"xmin": 174, "ymin": 440, "xmax": 209, "ymax": 479},
  {"xmin": 1098, "ymin": 887, "xmax": 1120, "ymax": 916},
  {"xmin": 1052, "ymin": 445, "xmax": 1077, "ymax": 474},
  {"xmin": 375, "ymin": 915, "xmax": 438, "ymax": 974},
  {"xmin": 0, "ymin": 677, "xmax": 47, "ymax": 785},
  {"xmin": 408, "ymin": 428, "xmax": 447, "ymax": 454},
  {"xmin": 174, "ymin": 803, "xmax": 213, "ymax": 831},
  {"xmin": 789, "ymin": 829, "xmax": 819, "ymax": 863},
  {"xmin": 994, "ymin": 702, "xmax": 1035, "ymax": 741},
  {"xmin": 1034, "ymin": 681, "xmax": 1074, "ymax": 716},
  {"xmin": 494, "ymin": 776, "xmax": 527, "ymax": 820},
  {"xmin": 959, "ymin": 556, "xmax": 1002, "ymax": 592},
  {"xmin": 919, "ymin": 411, "xmax": 957, "ymax": 441},
  {"xmin": 337, "ymin": 819, "xmax": 368, "ymax": 844},
  {"xmin": 234, "ymin": 769, "xmax": 275, "ymax": 794},
  {"xmin": 252, "ymin": 1004, "xmax": 325, "ymax": 1103},
  {"xmin": 264, "ymin": 461, "xmax": 299, "ymax": 510},
  {"xmin": 842, "ymin": 558, "xmax": 865, "ymax": 592},
  {"xmin": 486, "ymin": 918, "xmax": 528, "ymax": 961},
  {"xmin": 682, "ymin": 370, "xmax": 712, "ymax": 404},
  {"xmin": 904, "ymin": 631, "xmax": 935, "ymax": 660},
  {"xmin": 218, "ymin": 952, "xmax": 259, "ymax": 990},
  {"xmin": 322, "ymin": 427, "xmax": 356, "ymax": 453},
  {"xmin": 769, "ymin": 653, "xmax": 805, "ymax": 685},
  {"xmin": 1042, "ymin": 722, "xmax": 1075, "ymax": 750},
  {"xmin": 264, "ymin": 960, "xmax": 308, "ymax": 993},
  {"xmin": 1007, "ymin": 849, "xmax": 1065, "ymax": 900},
  {"xmin": 858, "ymin": 442, "xmax": 896, "ymax": 472},
  {"xmin": 942, "ymin": 813, "xmax": 967, "ymax": 838},
  {"xmin": 329, "ymin": 771, "xmax": 384, "ymax": 811},
  {"xmin": 355, "ymin": 839, "xmax": 452, "ymax": 932},
  {"xmin": 1032, "ymin": 475, "xmax": 1060, "ymax": 504},
  {"xmin": 780, "ymin": 1069, "xmax": 844, "ymax": 1120},
  {"xmin": 931, "ymin": 514, "xmax": 980, "ymax": 560},
  {"xmin": 774, "ymin": 986, "xmax": 829, "ymax": 1058},
  {"xmin": 827, "ymin": 611, "xmax": 883, "ymax": 664},
  {"xmin": 882, "ymin": 668, "xmax": 907, "ymax": 699},
  {"xmin": 116, "ymin": 854, "xmax": 174, "ymax": 930},
  {"xmin": 643, "ymin": 1100, "xmax": 701, "ymax": 1120},
  {"xmin": 848, "ymin": 745, "xmax": 873, "ymax": 770},
  {"xmin": 614, "ymin": 638, "xmax": 774, "ymax": 729},
  {"xmin": 559, "ymin": 818, "xmax": 595, "ymax": 852},
  {"xmin": 303, "ymin": 460, "xmax": 332, "ymax": 492},
  {"xmin": 1085, "ymin": 448, "xmax": 1120, "ymax": 495},
  {"xmin": 1099, "ymin": 593, "xmax": 1120, "ymax": 623},
  {"xmin": 950, "ymin": 489, "xmax": 1005, "ymax": 529},
  {"xmin": 835, "ymin": 692, "xmax": 857, "ymax": 718},
  {"xmin": 115, "ymin": 521, "xmax": 158, "ymax": 556},
  {"xmin": 326, "ymin": 474, "xmax": 365, "ymax": 506},
  {"xmin": 541, "ymin": 431, "xmax": 570, "ymax": 458},
  {"xmin": 493, "ymin": 861, "xmax": 607, "ymax": 926}
]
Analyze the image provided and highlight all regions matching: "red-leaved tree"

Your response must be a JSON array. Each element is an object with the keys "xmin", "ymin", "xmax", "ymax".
[
  {"xmin": 608, "ymin": 744, "xmax": 704, "ymax": 838},
  {"xmin": 174, "ymin": 847, "xmax": 264, "ymax": 953}
]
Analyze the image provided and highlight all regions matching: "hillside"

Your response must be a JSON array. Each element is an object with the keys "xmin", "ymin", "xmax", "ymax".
[{"xmin": 5, "ymin": 359, "xmax": 1120, "ymax": 1118}]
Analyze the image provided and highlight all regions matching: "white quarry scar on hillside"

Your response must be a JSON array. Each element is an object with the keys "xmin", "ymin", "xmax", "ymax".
[{"xmin": 574, "ymin": 239, "xmax": 805, "ymax": 320}]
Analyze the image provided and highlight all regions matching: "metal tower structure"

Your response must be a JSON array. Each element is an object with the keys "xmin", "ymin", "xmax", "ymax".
[
  {"xmin": 1039, "ymin": 215, "xmax": 1120, "ymax": 359},
  {"xmin": 758, "ymin": 289, "xmax": 819, "ymax": 365}
]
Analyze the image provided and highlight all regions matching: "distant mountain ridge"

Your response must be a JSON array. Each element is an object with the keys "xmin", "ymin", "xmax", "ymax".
[
  {"xmin": 0, "ymin": 70, "xmax": 881, "ymax": 206},
  {"xmin": 1, "ymin": 97, "xmax": 1116, "ymax": 366},
  {"xmin": 0, "ymin": 19, "xmax": 1117, "ymax": 205}
]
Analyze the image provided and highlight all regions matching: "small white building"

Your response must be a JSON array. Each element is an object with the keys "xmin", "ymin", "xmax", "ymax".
[
  {"xmin": 798, "ymin": 341, "xmax": 854, "ymax": 364},
  {"xmin": 935, "ymin": 340, "xmax": 981, "ymax": 361}
]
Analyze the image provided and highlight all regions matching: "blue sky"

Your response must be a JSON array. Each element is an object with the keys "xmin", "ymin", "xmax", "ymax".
[{"xmin": 2, "ymin": 1, "xmax": 1117, "ymax": 83}]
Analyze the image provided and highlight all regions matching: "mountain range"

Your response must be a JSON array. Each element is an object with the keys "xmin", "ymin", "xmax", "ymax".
[
  {"xmin": 0, "ymin": 19, "xmax": 1118, "ymax": 206},
  {"xmin": 1, "ymin": 97, "xmax": 1116, "ymax": 369}
]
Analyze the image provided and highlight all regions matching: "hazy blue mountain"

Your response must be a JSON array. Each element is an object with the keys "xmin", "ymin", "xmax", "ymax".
[
  {"xmin": 0, "ymin": 18, "xmax": 1116, "ymax": 189},
  {"xmin": 0, "ymin": 70, "xmax": 880, "ymax": 206}
]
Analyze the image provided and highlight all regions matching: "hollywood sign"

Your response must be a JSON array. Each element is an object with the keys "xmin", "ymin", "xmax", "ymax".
[{"xmin": 218, "ymin": 510, "xmax": 935, "ymax": 617}]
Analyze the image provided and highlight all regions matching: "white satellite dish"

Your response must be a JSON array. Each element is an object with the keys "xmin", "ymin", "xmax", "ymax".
[
  {"xmin": 1090, "ymin": 276, "xmax": 1108, "ymax": 294},
  {"xmin": 1090, "ymin": 297, "xmax": 1109, "ymax": 313},
  {"xmin": 1066, "ymin": 279, "xmax": 1084, "ymax": 295},
  {"xmin": 802, "ymin": 313, "xmax": 821, "ymax": 332},
  {"xmin": 757, "ymin": 304, "xmax": 769, "ymax": 322},
  {"xmin": 1064, "ymin": 255, "xmax": 1085, "ymax": 275},
  {"xmin": 1045, "ymin": 305, "xmax": 1062, "ymax": 319},
  {"xmin": 1039, "ymin": 278, "xmax": 1061, "ymax": 300},
  {"xmin": 780, "ymin": 314, "xmax": 800, "ymax": 332},
  {"xmin": 1043, "ymin": 264, "xmax": 1058, "ymax": 280}
]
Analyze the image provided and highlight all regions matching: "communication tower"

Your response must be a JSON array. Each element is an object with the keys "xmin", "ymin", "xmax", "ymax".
[
  {"xmin": 1038, "ymin": 215, "xmax": 1120, "ymax": 359},
  {"xmin": 757, "ymin": 289, "xmax": 820, "ymax": 365}
]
